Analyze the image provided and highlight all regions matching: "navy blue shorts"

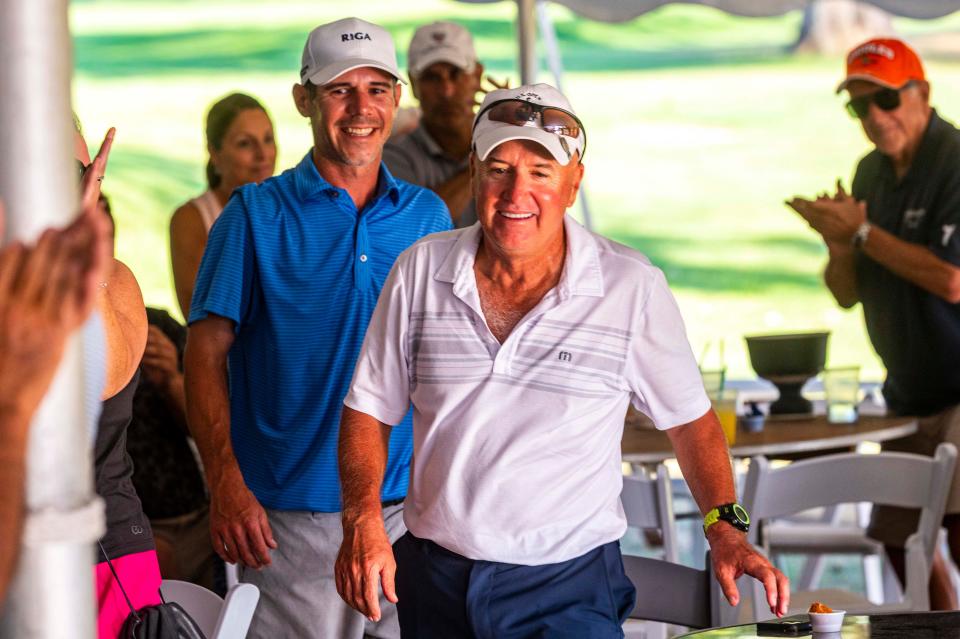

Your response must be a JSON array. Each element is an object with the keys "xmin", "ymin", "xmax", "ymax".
[{"xmin": 394, "ymin": 532, "xmax": 636, "ymax": 639}]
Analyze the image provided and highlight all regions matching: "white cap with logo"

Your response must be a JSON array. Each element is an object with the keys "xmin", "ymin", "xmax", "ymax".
[
  {"xmin": 300, "ymin": 17, "xmax": 403, "ymax": 87},
  {"xmin": 408, "ymin": 21, "xmax": 477, "ymax": 79},
  {"xmin": 473, "ymin": 83, "xmax": 585, "ymax": 166}
]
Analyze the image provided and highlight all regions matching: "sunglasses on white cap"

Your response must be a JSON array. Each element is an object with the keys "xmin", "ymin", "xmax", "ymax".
[{"xmin": 474, "ymin": 98, "xmax": 587, "ymax": 162}]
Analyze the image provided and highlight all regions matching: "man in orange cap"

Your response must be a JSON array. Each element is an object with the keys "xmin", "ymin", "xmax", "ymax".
[{"xmin": 788, "ymin": 38, "xmax": 960, "ymax": 609}]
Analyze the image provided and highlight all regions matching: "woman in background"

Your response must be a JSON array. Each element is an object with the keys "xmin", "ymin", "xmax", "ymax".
[{"xmin": 170, "ymin": 93, "xmax": 276, "ymax": 318}]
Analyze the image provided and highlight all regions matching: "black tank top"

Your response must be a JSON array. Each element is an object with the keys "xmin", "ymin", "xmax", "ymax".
[{"xmin": 95, "ymin": 370, "xmax": 155, "ymax": 562}]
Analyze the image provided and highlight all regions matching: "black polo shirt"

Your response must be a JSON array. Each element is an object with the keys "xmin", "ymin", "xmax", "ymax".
[{"xmin": 852, "ymin": 110, "xmax": 960, "ymax": 416}]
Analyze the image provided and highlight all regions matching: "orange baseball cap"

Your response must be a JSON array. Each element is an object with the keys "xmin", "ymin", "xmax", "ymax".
[{"xmin": 836, "ymin": 38, "xmax": 925, "ymax": 94}]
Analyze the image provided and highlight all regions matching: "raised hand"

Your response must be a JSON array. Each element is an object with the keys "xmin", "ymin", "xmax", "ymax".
[{"xmin": 80, "ymin": 127, "xmax": 115, "ymax": 212}]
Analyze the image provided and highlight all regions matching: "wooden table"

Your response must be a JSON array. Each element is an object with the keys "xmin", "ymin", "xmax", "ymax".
[
  {"xmin": 676, "ymin": 611, "xmax": 960, "ymax": 638},
  {"xmin": 622, "ymin": 413, "xmax": 917, "ymax": 464}
]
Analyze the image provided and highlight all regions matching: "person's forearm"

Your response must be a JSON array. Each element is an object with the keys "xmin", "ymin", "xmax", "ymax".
[
  {"xmin": 0, "ymin": 413, "xmax": 31, "ymax": 604},
  {"xmin": 824, "ymin": 243, "xmax": 859, "ymax": 308},
  {"xmin": 433, "ymin": 170, "xmax": 472, "ymax": 225},
  {"xmin": 162, "ymin": 374, "xmax": 190, "ymax": 435},
  {"xmin": 862, "ymin": 225, "xmax": 960, "ymax": 303},
  {"xmin": 666, "ymin": 411, "xmax": 736, "ymax": 514},
  {"xmin": 339, "ymin": 406, "xmax": 391, "ymax": 525},
  {"xmin": 183, "ymin": 328, "xmax": 242, "ymax": 489}
]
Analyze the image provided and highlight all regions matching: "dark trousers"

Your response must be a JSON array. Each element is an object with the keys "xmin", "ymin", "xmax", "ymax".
[{"xmin": 394, "ymin": 532, "xmax": 636, "ymax": 639}]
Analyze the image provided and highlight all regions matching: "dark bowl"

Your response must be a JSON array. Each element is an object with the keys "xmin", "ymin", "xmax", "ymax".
[{"xmin": 744, "ymin": 331, "xmax": 829, "ymax": 380}]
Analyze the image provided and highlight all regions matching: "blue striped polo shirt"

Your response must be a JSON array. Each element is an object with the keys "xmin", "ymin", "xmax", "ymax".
[{"xmin": 189, "ymin": 151, "xmax": 452, "ymax": 512}]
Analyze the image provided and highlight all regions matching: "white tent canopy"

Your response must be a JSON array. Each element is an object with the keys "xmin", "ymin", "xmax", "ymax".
[
  {"xmin": 461, "ymin": 0, "xmax": 960, "ymax": 23},
  {"xmin": 461, "ymin": 0, "xmax": 960, "ymax": 84}
]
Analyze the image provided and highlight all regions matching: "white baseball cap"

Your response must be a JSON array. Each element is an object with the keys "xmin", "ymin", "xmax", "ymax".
[
  {"xmin": 408, "ymin": 21, "xmax": 477, "ymax": 79},
  {"xmin": 473, "ymin": 83, "xmax": 586, "ymax": 166},
  {"xmin": 300, "ymin": 17, "xmax": 403, "ymax": 87}
]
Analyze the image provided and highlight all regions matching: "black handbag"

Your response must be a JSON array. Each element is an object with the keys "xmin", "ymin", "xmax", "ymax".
[{"xmin": 100, "ymin": 542, "xmax": 208, "ymax": 639}]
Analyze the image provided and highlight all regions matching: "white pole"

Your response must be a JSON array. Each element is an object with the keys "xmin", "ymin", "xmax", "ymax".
[
  {"xmin": 0, "ymin": 1, "xmax": 102, "ymax": 637},
  {"xmin": 517, "ymin": 0, "xmax": 538, "ymax": 84},
  {"xmin": 535, "ymin": 0, "xmax": 594, "ymax": 231}
]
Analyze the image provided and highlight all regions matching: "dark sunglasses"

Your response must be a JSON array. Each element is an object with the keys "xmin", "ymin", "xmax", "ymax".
[
  {"xmin": 846, "ymin": 82, "xmax": 914, "ymax": 119},
  {"xmin": 474, "ymin": 98, "xmax": 587, "ymax": 161}
]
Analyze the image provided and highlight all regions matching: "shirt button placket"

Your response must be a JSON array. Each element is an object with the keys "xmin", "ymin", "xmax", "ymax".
[{"xmin": 354, "ymin": 219, "xmax": 370, "ymax": 291}]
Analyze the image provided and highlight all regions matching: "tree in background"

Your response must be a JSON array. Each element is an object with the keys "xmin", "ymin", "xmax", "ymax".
[{"xmin": 795, "ymin": 0, "xmax": 894, "ymax": 54}]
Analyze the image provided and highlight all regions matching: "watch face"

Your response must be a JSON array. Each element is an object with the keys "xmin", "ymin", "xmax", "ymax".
[{"xmin": 733, "ymin": 503, "xmax": 750, "ymax": 525}]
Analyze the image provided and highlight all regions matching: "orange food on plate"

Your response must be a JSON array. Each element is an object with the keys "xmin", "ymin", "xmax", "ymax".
[{"xmin": 809, "ymin": 602, "xmax": 833, "ymax": 614}]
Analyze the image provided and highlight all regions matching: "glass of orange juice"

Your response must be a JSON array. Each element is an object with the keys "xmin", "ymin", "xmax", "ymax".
[{"xmin": 712, "ymin": 391, "xmax": 738, "ymax": 445}]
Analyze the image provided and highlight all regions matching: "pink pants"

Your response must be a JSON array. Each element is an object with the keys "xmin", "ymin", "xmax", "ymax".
[{"xmin": 95, "ymin": 550, "xmax": 163, "ymax": 638}]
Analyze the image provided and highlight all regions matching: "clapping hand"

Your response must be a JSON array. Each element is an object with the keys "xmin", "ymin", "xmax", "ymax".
[{"xmin": 786, "ymin": 179, "xmax": 866, "ymax": 245}]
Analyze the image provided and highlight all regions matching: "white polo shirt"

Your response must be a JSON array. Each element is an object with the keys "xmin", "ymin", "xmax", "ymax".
[{"xmin": 344, "ymin": 216, "xmax": 710, "ymax": 565}]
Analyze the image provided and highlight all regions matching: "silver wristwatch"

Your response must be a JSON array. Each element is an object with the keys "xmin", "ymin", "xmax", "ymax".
[{"xmin": 851, "ymin": 221, "xmax": 872, "ymax": 249}]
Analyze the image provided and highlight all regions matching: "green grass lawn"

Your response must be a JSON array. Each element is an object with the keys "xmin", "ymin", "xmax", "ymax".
[{"xmin": 71, "ymin": 0, "xmax": 960, "ymax": 379}]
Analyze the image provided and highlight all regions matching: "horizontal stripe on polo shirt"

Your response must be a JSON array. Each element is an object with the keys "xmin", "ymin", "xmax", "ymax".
[{"xmin": 190, "ymin": 152, "xmax": 452, "ymax": 512}]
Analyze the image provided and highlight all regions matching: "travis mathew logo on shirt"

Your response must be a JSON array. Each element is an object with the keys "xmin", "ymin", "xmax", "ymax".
[
  {"xmin": 903, "ymin": 208, "xmax": 926, "ymax": 229},
  {"xmin": 943, "ymin": 224, "xmax": 957, "ymax": 247},
  {"xmin": 341, "ymin": 32, "xmax": 372, "ymax": 42},
  {"xmin": 558, "ymin": 351, "xmax": 572, "ymax": 362}
]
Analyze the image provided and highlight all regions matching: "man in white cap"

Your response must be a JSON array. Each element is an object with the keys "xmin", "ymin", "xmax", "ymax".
[
  {"xmin": 336, "ymin": 83, "xmax": 789, "ymax": 636},
  {"xmin": 384, "ymin": 21, "xmax": 495, "ymax": 228},
  {"xmin": 184, "ymin": 17, "xmax": 451, "ymax": 638}
]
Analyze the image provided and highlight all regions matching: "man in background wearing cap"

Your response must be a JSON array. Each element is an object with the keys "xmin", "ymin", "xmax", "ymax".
[
  {"xmin": 184, "ymin": 17, "xmax": 451, "ymax": 638},
  {"xmin": 383, "ymin": 21, "xmax": 494, "ymax": 228},
  {"xmin": 788, "ymin": 38, "xmax": 960, "ymax": 609},
  {"xmin": 337, "ymin": 83, "xmax": 789, "ymax": 636}
]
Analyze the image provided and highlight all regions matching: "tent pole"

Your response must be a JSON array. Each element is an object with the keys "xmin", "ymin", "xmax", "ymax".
[
  {"xmin": 535, "ymin": 1, "xmax": 594, "ymax": 231},
  {"xmin": 0, "ymin": 0, "xmax": 101, "ymax": 637},
  {"xmin": 516, "ymin": 0, "xmax": 538, "ymax": 84}
]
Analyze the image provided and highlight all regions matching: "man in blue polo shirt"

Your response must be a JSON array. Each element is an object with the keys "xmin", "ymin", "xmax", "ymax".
[{"xmin": 183, "ymin": 17, "xmax": 451, "ymax": 638}]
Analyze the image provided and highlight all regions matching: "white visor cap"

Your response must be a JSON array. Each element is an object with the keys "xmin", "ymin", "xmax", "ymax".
[{"xmin": 472, "ymin": 83, "xmax": 584, "ymax": 166}]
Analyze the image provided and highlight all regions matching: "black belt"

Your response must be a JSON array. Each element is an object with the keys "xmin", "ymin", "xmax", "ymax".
[{"xmin": 382, "ymin": 498, "xmax": 405, "ymax": 508}]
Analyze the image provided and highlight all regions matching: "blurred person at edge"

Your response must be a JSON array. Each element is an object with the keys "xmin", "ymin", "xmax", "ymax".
[
  {"xmin": 102, "ymin": 193, "xmax": 218, "ymax": 591},
  {"xmin": 183, "ymin": 17, "xmax": 451, "ymax": 639},
  {"xmin": 384, "ymin": 21, "xmax": 507, "ymax": 228},
  {"xmin": 788, "ymin": 39, "xmax": 960, "ymax": 610},
  {"xmin": 74, "ymin": 122, "xmax": 157, "ymax": 638},
  {"xmin": 0, "ymin": 144, "xmax": 112, "ymax": 607},
  {"xmin": 169, "ymin": 92, "xmax": 276, "ymax": 319},
  {"xmin": 338, "ymin": 83, "xmax": 789, "ymax": 637}
]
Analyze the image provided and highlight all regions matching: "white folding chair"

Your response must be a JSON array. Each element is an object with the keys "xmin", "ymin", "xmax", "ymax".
[
  {"xmin": 623, "ymin": 551, "xmax": 726, "ymax": 631},
  {"xmin": 160, "ymin": 580, "xmax": 260, "ymax": 639},
  {"xmin": 622, "ymin": 464, "xmax": 678, "ymax": 563},
  {"xmin": 741, "ymin": 443, "xmax": 957, "ymax": 619},
  {"xmin": 621, "ymin": 465, "xmax": 736, "ymax": 637}
]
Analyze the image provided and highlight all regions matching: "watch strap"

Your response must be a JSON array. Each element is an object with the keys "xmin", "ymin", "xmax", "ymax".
[{"xmin": 703, "ymin": 502, "xmax": 750, "ymax": 534}]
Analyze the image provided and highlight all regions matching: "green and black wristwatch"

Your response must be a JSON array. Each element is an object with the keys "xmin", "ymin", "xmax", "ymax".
[{"xmin": 703, "ymin": 502, "xmax": 750, "ymax": 534}]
